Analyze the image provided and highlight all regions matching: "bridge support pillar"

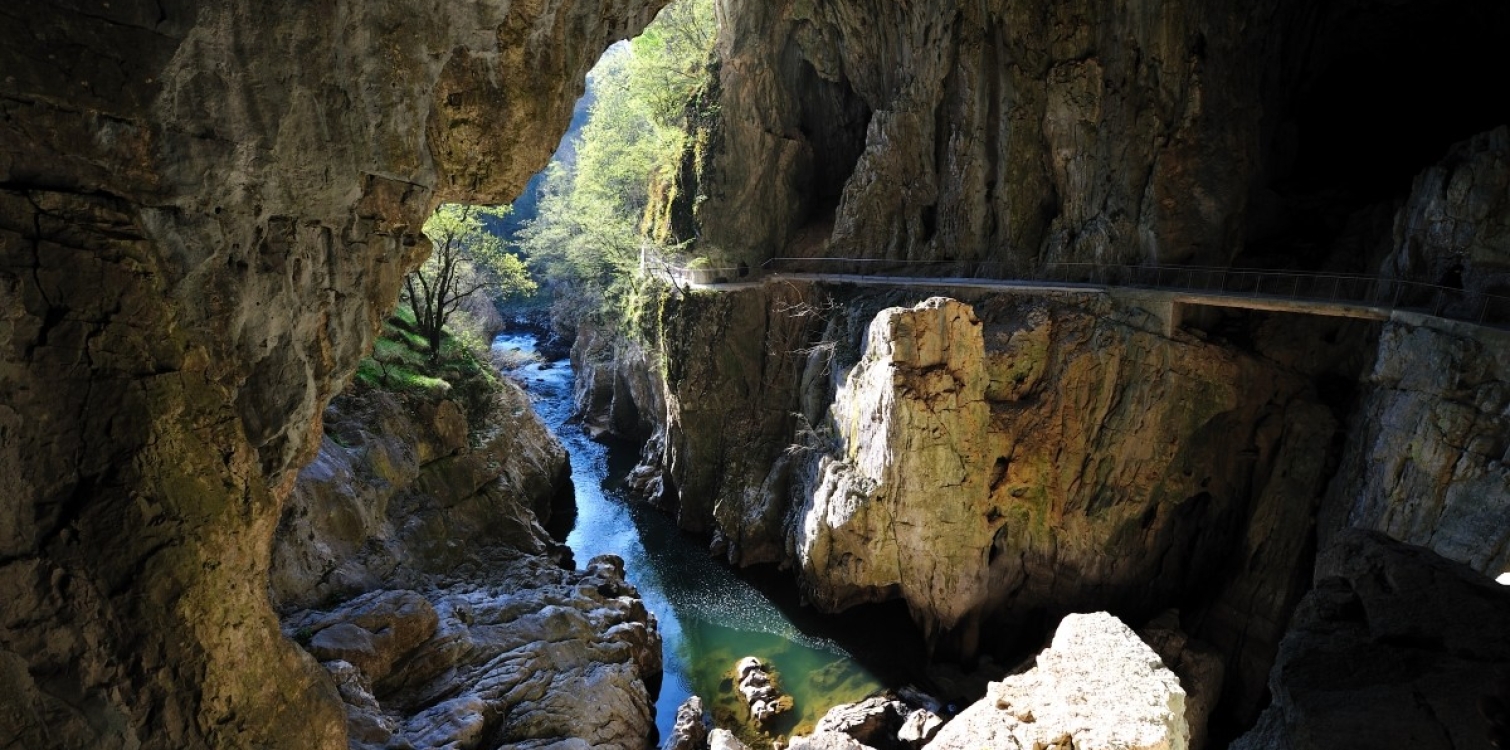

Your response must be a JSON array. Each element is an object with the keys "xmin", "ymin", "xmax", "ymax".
[{"xmin": 1165, "ymin": 300, "xmax": 1185, "ymax": 337}]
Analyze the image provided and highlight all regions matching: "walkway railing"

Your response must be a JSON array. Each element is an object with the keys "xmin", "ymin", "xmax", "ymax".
[
  {"xmin": 644, "ymin": 253, "xmax": 1510, "ymax": 329},
  {"xmin": 753, "ymin": 257, "xmax": 1510, "ymax": 328}
]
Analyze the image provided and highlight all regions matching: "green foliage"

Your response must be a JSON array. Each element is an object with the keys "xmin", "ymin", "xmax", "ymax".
[
  {"xmin": 409, "ymin": 204, "xmax": 535, "ymax": 359},
  {"xmin": 353, "ymin": 308, "xmax": 505, "ymax": 433},
  {"xmin": 519, "ymin": 0, "xmax": 716, "ymax": 336}
]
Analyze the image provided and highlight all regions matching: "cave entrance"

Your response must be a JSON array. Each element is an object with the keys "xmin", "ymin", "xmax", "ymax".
[{"xmin": 1252, "ymin": 0, "xmax": 1510, "ymax": 270}]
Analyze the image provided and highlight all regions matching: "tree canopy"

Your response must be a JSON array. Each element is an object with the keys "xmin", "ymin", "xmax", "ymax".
[
  {"xmin": 409, "ymin": 203, "xmax": 534, "ymax": 358},
  {"xmin": 517, "ymin": 0, "xmax": 717, "ymax": 333}
]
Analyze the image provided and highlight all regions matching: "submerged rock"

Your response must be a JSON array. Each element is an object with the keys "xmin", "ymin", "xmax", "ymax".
[
  {"xmin": 1232, "ymin": 529, "xmax": 1510, "ymax": 750},
  {"xmin": 926, "ymin": 612, "xmax": 1188, "ymax": 750},
  {"xmin": 710, "ymin": 729, "xmax": 753, "ymax": 750},
  {"xmin": 734, "ymin": 656, "xmax": 795, "ymax": 725}
]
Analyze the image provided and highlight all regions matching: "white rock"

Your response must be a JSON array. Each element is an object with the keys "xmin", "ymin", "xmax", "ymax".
[
  {"xmin": 926, "ymin": 612, "xmax": 1188, "ymax": 750},
  {"xmin": 710, "ymin": 728, "xmax": 752, "ymax": 750}
]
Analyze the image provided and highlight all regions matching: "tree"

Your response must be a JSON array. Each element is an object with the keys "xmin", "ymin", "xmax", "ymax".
[
  {"xmin": 408, "ymin": 204, "xmax": 535, "ymax": 359},
  {"xmin": 518, "ymin": 0, "xmax": 717, "ymax": 333}
]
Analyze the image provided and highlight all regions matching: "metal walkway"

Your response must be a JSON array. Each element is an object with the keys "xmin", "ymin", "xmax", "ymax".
[{"xmin": 646, "ymin": 256, "xmax": 1510, "ymax": 331}]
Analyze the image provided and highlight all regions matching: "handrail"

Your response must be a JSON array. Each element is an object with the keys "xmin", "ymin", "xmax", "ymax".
[{"xmin": 642, "ymin": 253, "xmax": 1510, "ymax": 329}]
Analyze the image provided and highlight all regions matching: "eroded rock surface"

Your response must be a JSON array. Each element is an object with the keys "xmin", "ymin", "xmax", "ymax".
[
  {"xmin": 926, "ymin": 611, "xmax": 1188, "ymax": 750},
  {"xmin": 689, "ymin": 0, "xmax": 1286, "ymax": 269},
  {"xmin": 1325, "ymin": 322, "xmax": 1510, "ymax": 578},
  {"xmin": 269, "ymin": 380, "xmax": 661, "ymax": 747},
  {"xmin": 270, "ymin": 381, "xmax": 568, "ymax": 611},
  {"xmin": 1232, "ymin": 529, "xmax": 1510, "ymax": 750},
  {"xmin": 0, "ymin": 1, "xmax": 665, "ymax": 746},
  {"xmin": 1384, "ymin": 126, "xmax": 1510, "ymax": 297},
  {"xmin": 663, "ymin": 696, "xmax": 710, "ymax": 750},
  {"xmin": 635, "ymin": 285, "xmax": 1340, "ymax": 713},
  {"xmin": 287, "ymin": 554, "xmax": 661, "ymax": 750},
  {"xmin": 793, "ymin": 297, "xmax": 994, "ymax": 649},
  {"xmin": 787, "ymin": 696, "xmax": 913, "ymax": 750}
]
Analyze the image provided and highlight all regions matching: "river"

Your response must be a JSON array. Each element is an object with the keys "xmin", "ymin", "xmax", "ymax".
[{"xmin": 494, "ymin": 332, "xmax": 899, "ymax": 746}]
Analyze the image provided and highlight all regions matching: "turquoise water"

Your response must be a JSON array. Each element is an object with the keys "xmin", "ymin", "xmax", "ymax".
[{"xmin": 494, "ymin": 333, "xmax": 887, "ymax": 746}]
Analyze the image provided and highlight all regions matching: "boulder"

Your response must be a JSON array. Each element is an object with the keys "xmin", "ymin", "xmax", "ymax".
[
  {"xmin": 926, "ymin": 612, "xmax": 1188, "ymax": 750},
  {"xmin": 663, "ymin": 696, "xmax": 710, "ymax": 750},
  {"xmin": 897, "ymin": 709, "xmax": 944, "ymax": 747},
  {"xmin": 786, "ymin": 732, "xmax": 873, "ymax": 750},
  {"xmin": 709, "ymin": 729, "xmax": 753, "ymax": 750},
  {"xmin": 798, "ymin": 696, "xmax": 909, "ymax": 750},
  {"xmin": 734, "ymin": 656, "xmax": 794, "ymax": 724},
  {"xmin": 287, "ymin": 555, "xmax": 661, "ymax": 750},
  {"xmin": 299, "ymin": 590, "xmax": 438, "ymax": 682},
  {"xmin": 1232, "ymin": 529, "xmax": 1510, "ymax": 750}
]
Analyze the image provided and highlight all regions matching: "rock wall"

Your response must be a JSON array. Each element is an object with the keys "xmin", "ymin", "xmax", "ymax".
[
  {"xmin": 269, "ymin": 380, "xmax": 568, "ymax": 613},
  {"xmin": 0, "ymin": 1, "xmax": 664, "ymax": 747},
  {"xmin": 630, "ymin": 283, "xmax": 1348, "ymax": 726},
  {"xmin": 1232, "ymin": 529, "xmax": 1510, "ymax": 750},
  {"xmin": 691, "ymin": 0, "xmax": 1510, "ymax": 275},
  {"xmin": 692, "ymin": 0, "xmax": 1286, "ymax": 267},
  {"xmin": 1382, "ymin": 125, "xmax": 1510, "ymax": 297},
  {"xmin": 1323, "ymin": 322, "xmax": 1510, "ymax": 576}
]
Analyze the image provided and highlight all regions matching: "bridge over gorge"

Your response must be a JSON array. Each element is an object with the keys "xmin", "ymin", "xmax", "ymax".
[{"xmin": 641, "ymin": 255, "xmax": 1510, "ymax": 335}]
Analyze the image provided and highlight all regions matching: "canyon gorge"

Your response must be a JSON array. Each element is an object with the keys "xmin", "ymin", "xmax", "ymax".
[{"xmin": 4, "ymin": 1, "xmax": 1510, "ymax": 749}]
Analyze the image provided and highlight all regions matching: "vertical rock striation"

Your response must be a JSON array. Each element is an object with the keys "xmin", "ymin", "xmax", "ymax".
[
  {"xmin": 688, "ymin": 0, "xmax": 1278, "ymax": 268},
  {"xmin": 1324, "ymin": 322, "xmax": 1510, "ymax": 577},
  {"xmin": 793, "ymin": 298, "xmax": 995, "ymax": 653},
  {"xmin": 0, "ymin": 0, "xmax": 664, "ymax": 746},
  {"xmin": 631, "ymin": 284, "xmax": 1344, "ymax": 725}
]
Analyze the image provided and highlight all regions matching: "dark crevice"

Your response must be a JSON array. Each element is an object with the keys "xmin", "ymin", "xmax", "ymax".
[{"xmin": 1251, "ymin": 0, "xmax": 1510, "ymax": 271}]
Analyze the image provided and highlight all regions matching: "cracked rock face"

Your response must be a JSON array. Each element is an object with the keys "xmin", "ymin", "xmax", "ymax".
[
  {"xmin": 269, "ymin": 383, "xmax": 569, "ymax": 612},
  {"xmin": 691, "ymin": 0, "xmax": 1276, "ymax": 268},
  {"xmin": 285, "ymin": 555, "xmax": 662, "ymax": 750},
  {"xmin": 1325, "ymin": 322, "xmax": 1510, "ymax": 577},
  {"xmin": 0, "ymin": 0, "xmax": 662, "ymax": 747},
  {"xmin": 780, "ymin": 292, "xmax": 1336, "ymax": 678},
  {"xmin": 792, "ymin": 297, "xmax": 994, "ymax": 650},
  {"xmin": 1232, "ymin": 529, "xmax": 1510, "ymax": 750}
]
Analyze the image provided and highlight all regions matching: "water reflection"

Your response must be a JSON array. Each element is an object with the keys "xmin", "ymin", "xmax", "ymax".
[{"xmin": 493, "ymin": 333, "xmax": 884, "ymax": 744}]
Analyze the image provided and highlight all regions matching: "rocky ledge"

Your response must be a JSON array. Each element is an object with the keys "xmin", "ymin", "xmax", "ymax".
[
  {"xmin": 270, "ymin": 377, "xmax": 661, "ymax": 747},
  {"xmin": 286, "ymin": 554, "xmax": 660, "ymax": 749}
]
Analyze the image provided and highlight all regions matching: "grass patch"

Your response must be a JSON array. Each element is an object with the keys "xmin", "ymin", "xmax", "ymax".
[{"xmin": 351, "ymin": 312, "xmax": 504, "ymax": 433}]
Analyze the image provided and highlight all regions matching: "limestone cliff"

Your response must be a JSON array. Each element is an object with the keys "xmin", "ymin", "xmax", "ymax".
[
  {"xmin": 625, "ymin": 283, "xmax": 1348, "ymax": 732},
  {"xmin": 269, "ymin": 379, "xmax": 568, "ymax": 612},
  {"xmin": 0, "ymin": 1, "xmax": 664, "ymax": 747},
  {"xmin": 697, "ymin": 0, "xmax": 1268, "ymax": 265},
  {"xmin": 684, "ymin": 0, "xmax": 1510, "ymax": 276},
  {"xmin": 1323, "ymin": 322, "xmax": 1510, "ymax": 576}
]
